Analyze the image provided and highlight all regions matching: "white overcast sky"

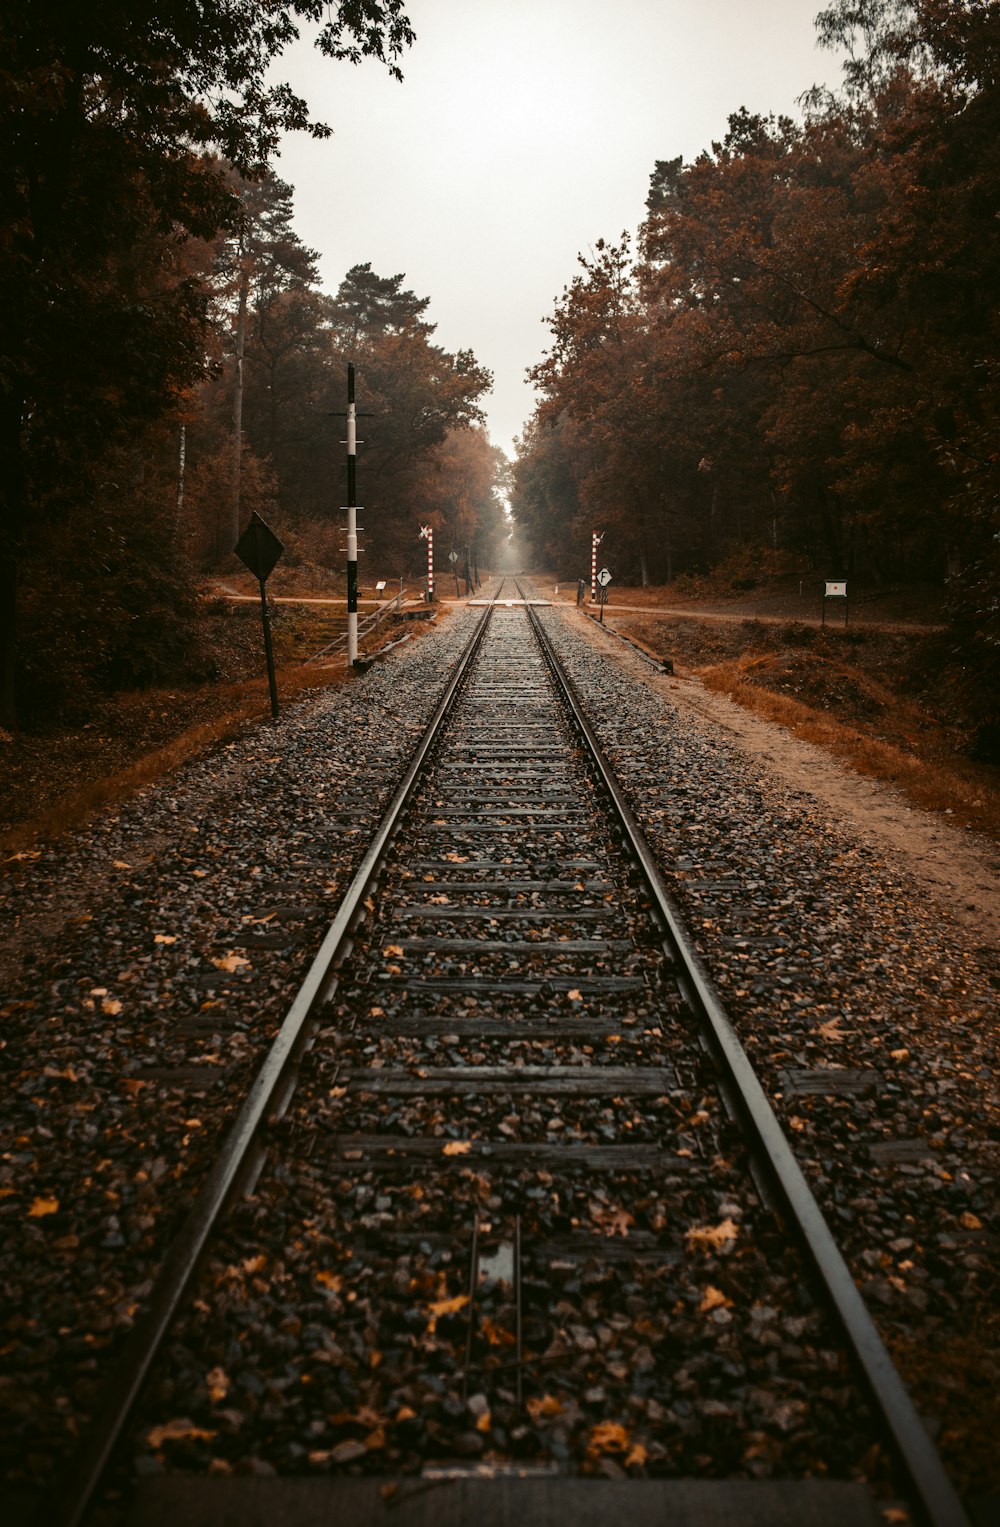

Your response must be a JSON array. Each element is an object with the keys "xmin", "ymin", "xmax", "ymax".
[{"xmin": 272, "ymin": 0, "xmax": 834, "ymax": 456}]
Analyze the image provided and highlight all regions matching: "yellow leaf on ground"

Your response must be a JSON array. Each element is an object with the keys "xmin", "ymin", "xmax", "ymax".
[
  {"xmin": 442, "ymin": 1141, "xmax": 472, "ymax": 1156},
  {"xmin": 113, "ymin": 860, "xmax": 131, "ymax": 870},
  {"xmin": 626, "ymin": 1442, "xmax": 648, "ymax": 1467},
  {"xmin": 102, "ymin": 998, "xmax": 122, "ymax": 1015},
  {"xmin": 316, "ymin": 1270, "xmax": 343, "ymax": 1291},
  {"xmin": 445, "ymin": 852, "xmax": 468, "ymax": 863},
  {"xmin": 154, "ymin": 934, "xmax": 178, "ymax": 944},
  {"xmin": 212, "ymin": 954, "xmax": 250, "ymax": 973},
  {"xmin": 206, "ymin": 1366, "xmax": 229, "ymax": 1403},
  {"xmin": 699, "ymin": 1284, "xmax": 733, "ymax": 1313},
  {"xmin": 587, "ymin": 1421, "xmax": 629, "ymax": 1454},
  {"xmin": 428, "ymin": 1295, "xmax": 470, "ymax": 1318},
  {"xmin": 146, "ymin": 1418, "xmax": 217, "ymax": 1449},
  {"xmin": 567, "ymin": 989, "xmax": 583, "ymax": 1002},
  {"xmin": 28, "ymin": 1196, "xmax": 59, "ymax": 1217},
  {"xmin": 817, "ymin": 1019, "xmax": 846, "ymax": 1041},
  {"xmin": 383, "ymin": 944, "xmax": 404, "ymax": 958},
  {"xmin": 526, "ymin": 1394, "xmax": 563, "ymax": 1421},
  {"xmin": 685, "ymin": 1217, "xmax": 739, "ymax": 1252}
]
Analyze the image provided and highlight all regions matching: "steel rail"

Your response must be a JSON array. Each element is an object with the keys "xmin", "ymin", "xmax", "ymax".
[
  {"xmin": 42, "ymin": 585, "xmax": 505, "ymax": 1527},
  {"xmin": 520, "ymin": 587, "xmax": 970, "ymax": 1527}
]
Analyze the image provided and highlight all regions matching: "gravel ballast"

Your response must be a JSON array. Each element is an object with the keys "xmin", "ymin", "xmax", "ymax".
[{"xmin": 1, "ymin": 592, "xmax": 996, "ymax": 1518}]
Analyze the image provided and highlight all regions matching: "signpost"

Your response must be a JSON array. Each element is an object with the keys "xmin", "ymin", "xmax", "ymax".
[
  {"xmin": 235, "ymin": 511, "xmax": 284, "ymax": 718},
  {"xmin": 597, "ymin": 565, "xmax": 612, "ymax": 624},
  {"xmin": 822, "ymin": 579, "xmax": 848, "ymax": 628}
]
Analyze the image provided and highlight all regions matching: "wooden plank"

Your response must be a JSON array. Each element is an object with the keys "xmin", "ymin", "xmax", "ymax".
[{"xmin": 344, "ymin": 1065, "xmax": 677, "ymax": 1095}]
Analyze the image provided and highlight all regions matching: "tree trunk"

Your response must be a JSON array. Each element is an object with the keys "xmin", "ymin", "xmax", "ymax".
[
  {"xmin": 0, "ymin": 542, "xmax": 16, "ymax": 731},
  {"xmin": 228, "ymin": 274, "xmax": 248, "ymax": 560}
]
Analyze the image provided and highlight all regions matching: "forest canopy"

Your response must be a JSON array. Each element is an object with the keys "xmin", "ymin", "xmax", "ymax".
[
  {"xmin": 0, "ymin": 1, "xmax": 506, "ymax": 729},
  {"xmin": 512, "ymin": 0, "xmax": 1000, "ymax": 705}
]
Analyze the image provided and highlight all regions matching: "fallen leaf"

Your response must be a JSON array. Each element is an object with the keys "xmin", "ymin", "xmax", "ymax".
[
  {"xmin": 526, "ymin": 1394, "xmax": 563, "ymax": 1420},
  {"xmin": 428, "ymin": 1294, "xmax": 470, "ymax": 1318},
  {"xmin": 442, "ymin": 1141, "xmax": 472, "ymax": 1156},
  {"xmin": 206, "ymin": 1366, "xmax": 229, "ymax": 1403},
  {"xmin": 959, "ymin": 1212, "xmax": 982, "ymax": 1230},
  {"xmin": 113, "ymin": 860, "xmax": 131, "ymax": 870},
  {"xmin": 146, "ymin": 1418, "xmax": 216, "ymax": 1449},
  {"xmin": 102, "ymin": 998, "xmax": 122, "ymax": 1015},
  {"xmin": 817, "ymin": 1018, "xmax": 846, "ymax": 1041},
  {"xmin": 328, "ymin": 1086, "xmax": 348, "ymax": 1099},
  {"xmin": 475, "ymin": 1409, "xmax": 491, "ymax": 1433},
  {"xmin": 154, "ymin": 934, "xmax": 178, "ymax": 945},
  {"xmin": 625, "ymin": 1442, "xmax": 648, "ymax": 1467},
  {"xmin": 212, "ymin": 953, "xmax": 250, "ymax": 973},
  {"xmin": 383, "ymin": 944, "xmax": 404, "ymax": 958},
  {"xmin": 567, "ymin": 988, "xmax": 583, "ymax": 1002},
  {"xmin": 28, "ymin": 1196, "xmax": 59, "ymax": 1218},
  {"xmin": 444, "ymin": 852, "xmax": 468, "ymax": 863},
  {"xmin": 192, "ymin": 868, "xmax": 208, "ymax": 877},
  {"xmin": 890, "ymin": 1048, "xmax": 910, "ymax": 1062},
  {"xmin": 699, "ymin": 1284, "xmax": 733, "ymax": 1313},
  {"xmin": 591, "ymin": 1204, "xmax": 634, "ymax": 1238},
  {"xmin": 587, "ymin": 1421, "xmax": 629, "ymax": 1454},
  {"xmin": 685, "ymin": 1217, "xmax": 739, "ymax": 1252},
  {"xmin": 316, "ymin": 1270, "xmax": 343, "ymax": 1291}
]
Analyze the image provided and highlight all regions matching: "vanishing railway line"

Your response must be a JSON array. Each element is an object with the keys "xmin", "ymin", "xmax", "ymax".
[{"xmin": 46, "ymin": 584, "xmax": 968, "ymax": 1526}]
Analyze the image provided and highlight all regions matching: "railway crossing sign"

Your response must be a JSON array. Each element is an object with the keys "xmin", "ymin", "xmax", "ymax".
[{"xmin": 597, "ymin": 567, "xmax": 612, "ymax": 587}]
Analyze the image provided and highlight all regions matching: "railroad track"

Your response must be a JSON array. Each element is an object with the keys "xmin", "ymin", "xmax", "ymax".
[{"xmin": 46, "ymin": 584, "xmax": 969, "ymax": 1527}]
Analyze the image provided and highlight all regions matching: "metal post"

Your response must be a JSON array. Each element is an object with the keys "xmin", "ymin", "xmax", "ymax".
[
  {"xmin": 427, "ymin": 527, "xmax": 434, "ymax": 601},
  {"xmin": 346, "ymin": 364, "xmax": 358, "ymax": 665},
  {"xmin": 258, "ymin": 578, "xmax": 279, "ymax": 719}
]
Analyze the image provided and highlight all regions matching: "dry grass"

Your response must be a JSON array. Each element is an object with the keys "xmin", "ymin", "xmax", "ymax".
[{"xmin": 700, "ymin": 654, "xmax": 1000, "ymax": 840}]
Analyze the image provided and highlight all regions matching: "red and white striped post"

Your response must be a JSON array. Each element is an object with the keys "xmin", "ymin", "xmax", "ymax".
[
  {"xmin": 419, "ymin": 524, "xmax": 434, "ymax": 601},
  {"xmin": 591, "ymin": 531, "xmax": 604, "ymax": 602}
]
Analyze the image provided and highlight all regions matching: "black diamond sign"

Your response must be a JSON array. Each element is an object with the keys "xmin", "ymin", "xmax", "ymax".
[{"xmin": 235, "ymin": 512, "xmax": 284, "ymax": 582}]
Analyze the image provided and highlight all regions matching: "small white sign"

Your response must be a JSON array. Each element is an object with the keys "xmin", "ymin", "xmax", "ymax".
[
  {"xmin": 825, "ymin": 580, "xmax": 847, "ymax": 597},
  {"xmin": 448, "ymin": 550, "xmax": 459, "ymax": 563},
  {"xmin": 597, "ymin": 567, "xmax": 612, "ymax": 587}
]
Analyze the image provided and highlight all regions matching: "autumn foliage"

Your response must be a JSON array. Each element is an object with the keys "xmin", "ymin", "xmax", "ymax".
[{"xmin": 512, "ymin": 0, "xmax": 1000, "ymax": 745}]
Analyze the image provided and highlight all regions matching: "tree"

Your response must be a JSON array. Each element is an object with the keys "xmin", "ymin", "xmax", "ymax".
[{"xmin": 0, "ymin": 0, "xmax": 414, "ymax": 726}]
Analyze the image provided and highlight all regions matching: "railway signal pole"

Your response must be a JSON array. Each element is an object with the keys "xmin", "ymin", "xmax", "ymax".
[
  {"xmin": 591, "ymin": 531, "xmax": 604, "ymax": 603},
  {"xmin": 419, "ymin": 523, "xmax": 434, "ymax": 600},
  {"xmin": 345, "ymin": 364, "xmax": 359, "ymax": 665}
]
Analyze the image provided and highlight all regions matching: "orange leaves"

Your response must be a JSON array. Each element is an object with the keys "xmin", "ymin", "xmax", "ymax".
[
  {"xmin": 526, "ymin": 1393, "xmax": 563, "ymax": 1421},
  {"xmin": 442, "ymin": 1140, "xmax": 472, "ymax": 1156},
  {"xmin": 146, "ymin": 1418, "xmax": 217, "ymax": 1449},
  {"xmin": 699, "ymin": 1284, "xmax": 733, "ymax": 1314},
  {"xmin": 212, "ymin": 953, "xmax": 250, "ymax": 973},
  {"xmin": 28, "ymin": 1196, "xmax": 60, "ymax": 1217},
  {"xmin": 685, "ymin": 1216, "xmax": 739, "ymax": 1252},
  {"xmin": 153, "ymin": 933, "xmax": 178, "ymax": 945},
  {"xmin": 316, "ymin": 1270, "xmax": 344, "ymax": 1292},
  {"xmin": 589, "ymin": 1201, "xmax": 634, "ymax": 1238}
]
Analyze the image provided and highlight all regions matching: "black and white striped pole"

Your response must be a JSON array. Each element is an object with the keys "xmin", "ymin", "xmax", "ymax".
[
  {"xmin": 419, "ymin": 523, "xmax": 434, "ymax": 601},
  {"xmin": 345, "ymin": 363, "xmax": 359, "ymax": 665},
  {"xmin": 591, "ymin": 531, "xmax": 604, "ymax": 603}
]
